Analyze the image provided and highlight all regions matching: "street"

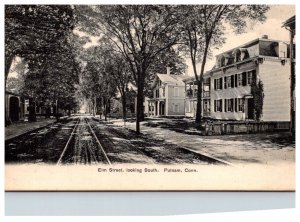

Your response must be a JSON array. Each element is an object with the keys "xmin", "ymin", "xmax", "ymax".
[{"xmin": 5, "ymin": 116, "xmax": 221, "ymax": 165}]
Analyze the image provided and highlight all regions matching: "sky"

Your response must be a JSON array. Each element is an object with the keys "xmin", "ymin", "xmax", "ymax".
[
  {"xmin": 76, "ymin": 5, "xmax": 295, "ymax": 76},
  {"xmin": 185, "ymin": 4, "xmax": 295, "ymax": 75},
  {"xmin": 7, "ymin": 5, "xmax": 295, "ymax": 79}
]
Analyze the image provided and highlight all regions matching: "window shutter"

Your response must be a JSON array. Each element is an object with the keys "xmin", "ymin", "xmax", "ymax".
[
  {"xmin": 235, "ymin": 74, "xmax": 238, "ymax": 87},
  {"xmin": 214, "ymin": 100, "xmax": 216, "ymax": 112},
  {"xmin": 224, "ymin": 99, "xmax": 227, "ymax": 112},
  {"xmin": 235, "ymin": 98, "xmax": 238, "ymax": 112},
  {"xmin": 220, "ymin": 99, "xmax": 223, "ymax": 112},
  {"xmin": 220, "ymin": 78, "xmax": 223, "ymax": 90},
  {"xmin": 242, "ymin": 72, "xmax": 247, "ymax": 86},
  {"xmin": 231, "ymin": 75, "xmax": 234, "ymax": 88},
  {"xmin": 224, "ymin": 77, "xmax": 227, "ymax": 89},
  {"xmin": 214, "ymin": 79, "xmax": 216, "ymax": 90}
]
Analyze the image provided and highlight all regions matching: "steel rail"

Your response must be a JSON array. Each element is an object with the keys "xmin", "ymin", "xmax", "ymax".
[
  {"xmin": 56, "ymin": 118, "xmax": 80, "ymax": 165},
  {"xmin": 86, "ymin": 118, "xmax": 112, "ymax": 165},
  {"xmin": 83, "ymin": 118, "xmax": 98, "ymax": 164}
]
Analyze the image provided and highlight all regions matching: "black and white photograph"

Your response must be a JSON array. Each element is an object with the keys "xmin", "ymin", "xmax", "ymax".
[{"xmin": 4, "ymin": 4, "xmax": 295, "ymax": 191}]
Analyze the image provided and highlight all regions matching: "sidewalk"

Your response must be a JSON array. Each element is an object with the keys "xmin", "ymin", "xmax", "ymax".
[
  {"xmin": 5, "ymin": 117, "xmax": 56, "ymax": 140},
  {"xmin": 111, "ymin": 118, "xmax": 295, "ymax": 165}
]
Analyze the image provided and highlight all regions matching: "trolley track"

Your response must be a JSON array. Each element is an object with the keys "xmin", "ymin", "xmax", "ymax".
[{"xmin": 57, "ymin": 117, "xmax": 111, "ymax": 165}]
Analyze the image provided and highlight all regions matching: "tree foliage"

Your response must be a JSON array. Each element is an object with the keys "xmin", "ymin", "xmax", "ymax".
[
  {"xmin": 5, "ymin": 5, "xmax": 76, "ymax": 83},
  {"xmin": 180, "ymin": 5, "xmax": 270, "ymax": 124},
  {"xmin": 251, "ymin": 80, "xmax": 264, "ymax": 121},
  {"xmin": 76, "ymin": 5, "xmax": 183, "ymax": 133}
]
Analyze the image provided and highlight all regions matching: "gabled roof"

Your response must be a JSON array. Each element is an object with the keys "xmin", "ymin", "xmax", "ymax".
[{"xmin": 156, "ymin": 74, "xmax": 186, "ymax": 86}]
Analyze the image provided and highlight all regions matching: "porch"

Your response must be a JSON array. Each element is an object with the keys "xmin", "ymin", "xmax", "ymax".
[{"xmin": 147, "ymin": 99, "xmax": 166, "ymax": 117}]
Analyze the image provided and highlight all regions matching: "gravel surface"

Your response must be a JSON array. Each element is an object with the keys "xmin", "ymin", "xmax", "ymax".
[{"xmin": 112, "ymin": 118, "xmax": 295, "ymax": 165}]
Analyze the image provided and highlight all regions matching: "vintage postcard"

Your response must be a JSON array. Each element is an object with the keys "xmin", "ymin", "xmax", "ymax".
[{"xmin": 4, "ymin": 4, "xmax": 295, "ymax": 191}]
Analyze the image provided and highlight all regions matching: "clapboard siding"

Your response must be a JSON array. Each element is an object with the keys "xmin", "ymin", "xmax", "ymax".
[{"xmin": 259, "ymin": 59, "xmax": 291, "ymax": 121}]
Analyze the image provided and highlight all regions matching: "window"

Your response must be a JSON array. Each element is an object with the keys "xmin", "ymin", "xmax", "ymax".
[
  {"xmin": 155, "ymin": 89, "xmax": 159, "ymax": 98},
  {"xmin": 214, "ymin": 78, "xmax": 223, "ymax": 90},
  {"xmin": 225, "ymin": 99, "xmax": 234, "ymax": 112},
  {"xmin": 247, "ymin": 70, "xmax": 256, "ymax": 85},
  {"xmin": 224, "ymin": 76, "xmax": 232, "ymax": 89},
  {"xmin": 238, "ymin": 98, "xmax": 245, "ymax": 112},
  {"xmin": 237, "ymin": 74, "xmax": 243, "ymax": 87},
  {"xmin": 174, "ymin": 87, "xmax": 179, "ymax": 97},
  {"xmin": 214, "ymin": 99, "xmax": 223, "ymax": 112}
]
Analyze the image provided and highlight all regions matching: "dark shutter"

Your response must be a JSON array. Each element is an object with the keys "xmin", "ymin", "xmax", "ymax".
[
  {"xmin": 214, "ymin": 100, "xmax": 216, "ymax": 112},
  {"xmin": 220, "ymin": 100, "xmax": 223, "ymax": 112},
  {"xmin": 220, "ymin": 78, "xmax": 223, "ymax": 90},
  {"xmin": 231, "ymin": 75, "xmax": 234, "ymax": 88},
  {"xmin": 214, "ymin": 79, "xmax": 216, "ymax": 90},
  {"xmin": 224, "ymin": 77, "xmax": 227, "ymax": 89},
  {"xmin": 242, "ymin": 72, "xmax": 247, "ymax": 86},
  {"xmin": 235, "ymin": 74, "xmax": 238, "ymax": 87},
  {"xmin": 235, "ymin": 98, "xmax": 238, "ymax": 112},
  {"xmin": 224, "ymin": 99, "xmax": 227, "ymax": 112}
]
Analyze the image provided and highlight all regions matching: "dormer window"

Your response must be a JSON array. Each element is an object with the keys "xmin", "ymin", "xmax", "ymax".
[
  {"xmin": 240, "ymin": 48, "xmax": 249, "ymax": 61},
  {"xmin": 233, "ymin": 48, "xmax": 241, "ymax": 62}
]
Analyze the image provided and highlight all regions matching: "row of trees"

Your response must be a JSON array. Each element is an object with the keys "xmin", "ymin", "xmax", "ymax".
[
  {"xmin": 5, "ymin": 5, "xmax": 82, "ymax": 123},
  {"xmin": 75, "ymin": 5, "xmax": 269, "ymax": 133},
  {"xmin": 5, "ymin": 5, "xmax": 270, "ymax": 130}
]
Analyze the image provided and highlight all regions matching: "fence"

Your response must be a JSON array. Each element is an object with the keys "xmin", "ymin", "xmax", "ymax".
[{"xmin": 204, "ymin": 121, "xmax": 290, "ymax": 135}]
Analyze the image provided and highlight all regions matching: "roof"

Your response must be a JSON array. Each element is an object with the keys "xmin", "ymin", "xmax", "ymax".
[
  {"xmin": 282, "ymin": 15, "xmax": 295, "ymax": 28},
  {"xmin": 156, "ymin": 74, "xmax": 186, "ymax": 86},
  {"xmin": 215, "ymin": 37, "xmax": 288, "ymax": 57}
]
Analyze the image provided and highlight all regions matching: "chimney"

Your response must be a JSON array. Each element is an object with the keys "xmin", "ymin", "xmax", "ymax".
[
  {"xmin": 166, "ymin": 67, "xmax": 171, "ymax": 75},
  {"xmin": 261, "ymin": 35, "xmax": 268, "ymax": 39}
]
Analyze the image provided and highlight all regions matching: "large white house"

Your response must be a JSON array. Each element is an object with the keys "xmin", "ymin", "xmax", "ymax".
[
  {"xmin": 147, "ymin": 68, "xmax": 186, "ymax": 117},
  {"xmin": 184, "ymin": 36, "xmax": 292, "ymax": 123}
]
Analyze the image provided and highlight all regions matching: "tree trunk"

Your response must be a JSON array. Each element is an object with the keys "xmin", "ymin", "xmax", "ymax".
[
  {"xmin": 28, "ymin": 98, "xmax": 37, "ymax": 122},
  {"xmin": 104, "ymin": 98, "xmax": 107, "ymax": 121},
  {"xmin": 121, "ymin": 94, "xmax": 127, "ymax": 120},
  {"xmin": 195, "ymin": 41, "xmax": 209, "ymax": 125},
  {"xmin": 136, "ymin": 77, "xmax": 145, "ymax": 134},
  {"xmin": 195, "ymin": 80, "xmax": 203, "ymax": 125}
]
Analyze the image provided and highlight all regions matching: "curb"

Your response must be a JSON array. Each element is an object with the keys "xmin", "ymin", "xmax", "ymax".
[{"xmin": 5, "ymin": 121, "xmax": 57, "ymax": 143}]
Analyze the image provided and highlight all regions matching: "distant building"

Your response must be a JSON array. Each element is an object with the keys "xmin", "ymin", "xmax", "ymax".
[
  {"xmin": 147, "ymin": 68, "xmax": 186, "ymax": 117},
  {"xmin": 282, "ymin": 15, "xmax": 295, "ymax": 132},
  {"xmin": 5, "ymin": 91, "xmax": 26, "ymax": 124}
]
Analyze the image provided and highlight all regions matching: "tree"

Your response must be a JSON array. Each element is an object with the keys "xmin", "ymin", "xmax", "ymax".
[
  {"xmin": 5, "ymin": 5, "xmax": 76, "ymax": 85},
  {"xmin": 20, "ymin": 34, "xmax": 81, "ymax": 121},
  {"xmin": 180, "ymin": 5, "xmax": 270, "ymax": 124},
  {"xmin": 79, "ymin": 45, "xmax": 118, "ymax": 120},
  {"xmin": 76, "ymin": 5, "xmax": 183, "ymax": 133},
  {"xmin": 251, "ymin": 80, "xmax": 264, "ymax": 121}
]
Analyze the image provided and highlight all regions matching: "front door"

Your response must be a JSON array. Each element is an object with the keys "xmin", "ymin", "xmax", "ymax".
[
  {"xmin": 9, "ymin": 96, "xmax": 20, "ymax": 122},
  {"xmin": 247, "ymin": 98, "xmax": 254, "ymax": 119},
  {"xmin": 160, "ymin": 102, "xmax": 165, "ymax": 116}
]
